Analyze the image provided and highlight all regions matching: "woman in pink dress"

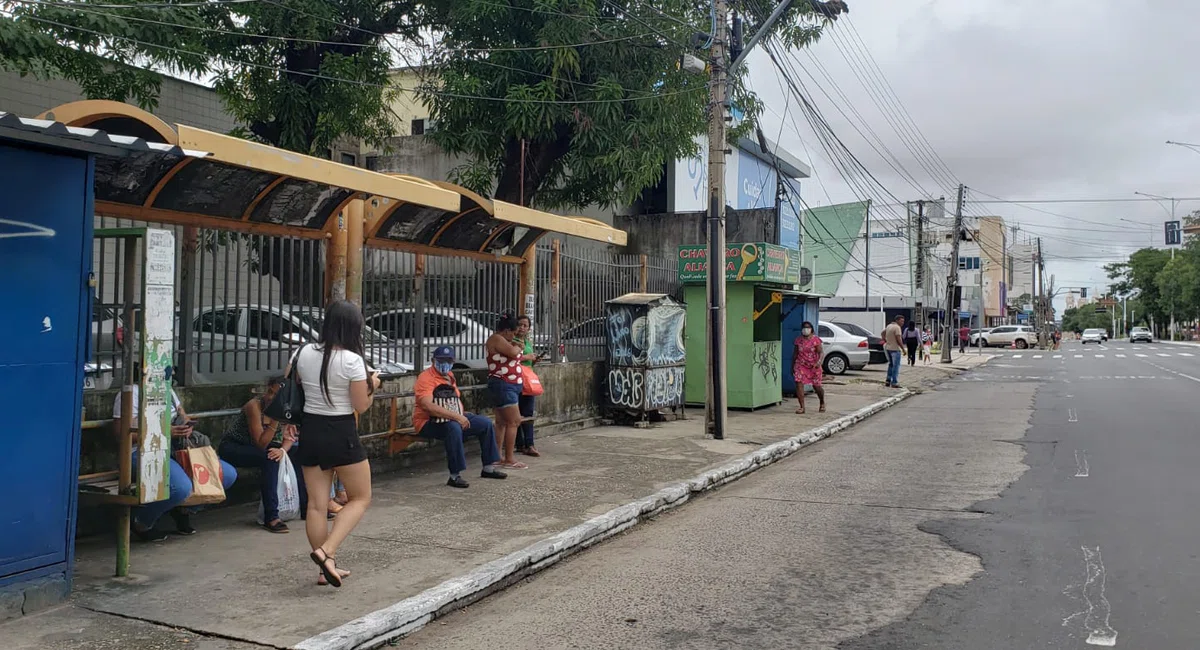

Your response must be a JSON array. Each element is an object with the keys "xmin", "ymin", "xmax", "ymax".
[{"xmin": 793, "ymin": 321, "xmax": 826, "ymax": 414}]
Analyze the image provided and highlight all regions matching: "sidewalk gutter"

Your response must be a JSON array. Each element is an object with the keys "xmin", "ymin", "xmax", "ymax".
[{"xmin": 295, "ymin": 390, "xmax": 914, "ymax": 650}]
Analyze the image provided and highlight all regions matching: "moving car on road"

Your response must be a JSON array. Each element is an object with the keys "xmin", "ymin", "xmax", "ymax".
[
  {"xmin": 1129, "ymin": 326, "xmax": 1153, "ymax": 343},
  {"xmin": 1080, "ymin": 328, "xmax": 1105, "ymax": 344},
  {"xmin": 980, "ymin": 325, "xmax": 1036, "ymax": 349},
  {"xmin": 817, "ymin": 321, "xmax": 870, "ymax": 375}
]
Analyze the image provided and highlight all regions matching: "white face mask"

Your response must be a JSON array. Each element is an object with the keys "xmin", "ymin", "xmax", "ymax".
[{"xmin": 802, "ymin": 327, "xmax": 813, "ymax": 336}]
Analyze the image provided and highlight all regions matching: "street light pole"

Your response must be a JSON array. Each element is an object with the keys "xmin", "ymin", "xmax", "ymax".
[{"xmin": 1133, "ymin": 191, "xmax": 1180, "ymax": 339}]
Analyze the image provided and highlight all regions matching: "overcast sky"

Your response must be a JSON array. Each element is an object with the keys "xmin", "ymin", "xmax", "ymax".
[{"xmin": 746, "ymin": 0, "xmax": 1200, "ymax": 312}]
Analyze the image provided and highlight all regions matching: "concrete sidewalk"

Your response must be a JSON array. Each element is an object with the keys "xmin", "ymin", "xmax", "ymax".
[{"xmin": 4, "ymin": 357, "xmax": 988, "ymax": 650}]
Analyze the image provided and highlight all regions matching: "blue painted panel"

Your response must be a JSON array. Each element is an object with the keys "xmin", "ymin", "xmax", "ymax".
[
  {"xmin": 0, "ymin": 143, "xmax": 91, "ymax": 581},
  {"xmin": 736, "ymin": 149, "xmax": 778, "ymax": 210},
  {"xmin": 781, "ymin": 297, "xmax": 819, "ymax": 396}
]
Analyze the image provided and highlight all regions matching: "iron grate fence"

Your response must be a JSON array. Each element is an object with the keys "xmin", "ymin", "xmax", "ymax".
[{"xmin": 87, "ymin": 224, "xmax": 679, "ymax": 388}]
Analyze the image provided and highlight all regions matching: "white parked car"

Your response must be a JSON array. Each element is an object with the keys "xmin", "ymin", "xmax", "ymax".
[
  {"xmin": 189, "ymin": 304, "xmax": 411, "ymax": 384},
  {"xmin": 981, "ymin": 325, "xmax": 1037, "ymax": 349},
  {"xmin": 365, "ymin": 307, "xmax": 502, "ymax": 369},
  {"xmin": 1081, "ymin": 328, "xmax": 1105, "ymax": 344},
  {"xmin": 817, "ymin": 321, "xmax": 871, "ymax": 375}
]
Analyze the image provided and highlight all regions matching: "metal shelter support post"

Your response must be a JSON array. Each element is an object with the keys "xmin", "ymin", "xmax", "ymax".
[
  {"xmin": 116, "ymin": 235, "xmax": 138, "ymax": 577},
  {"xmin": 327, "ymin": 208, "xmax": 348, "ymax": 303},
  {"xmin": 177, "ymin": 227, "xmax": 198, "ymax": 385},
  {"xmin": 551, "ymin": 240, "xmax": 563, "ymax": 362},
  {"xmin": 413, "ymin": 253, "xmax": 426, "ymax": 369},
  {"xmin": 346, "ymin": 199, "xmax": 365, "ymax": 307}
]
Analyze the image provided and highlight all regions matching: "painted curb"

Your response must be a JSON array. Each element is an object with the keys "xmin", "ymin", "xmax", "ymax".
[{"xmin": 295, "ymin": 390, "xmax": 913, "ymax": 650}]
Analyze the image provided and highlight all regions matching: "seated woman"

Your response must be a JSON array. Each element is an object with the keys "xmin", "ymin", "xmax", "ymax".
[
  {"xmin": 112, "ymin": 369, "xmax": 238, "ymax": 542},
  {"xmin": 218, "ymin": 376, "xmax": 310, "ymax": 533}
]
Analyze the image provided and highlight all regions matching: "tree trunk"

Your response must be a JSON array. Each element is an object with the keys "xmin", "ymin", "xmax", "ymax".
[{"xmin": 492, "ymin": 127, "xmax": 573, "ymax": 206}]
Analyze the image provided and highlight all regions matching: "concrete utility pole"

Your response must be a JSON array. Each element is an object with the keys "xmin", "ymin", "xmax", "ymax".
[
  {"xmin": 941, "ymin": 184, "xmax": 965, "ymax": 363},
  {"xmin": 864, "ymin": 203, "xmax": 871, "ymax": 311},
  {"xmin": 914, "ymin": 200, "xmax": 925, "ymax": 329},
  {"xmin": 1036, "ymin": 237, "xmax": 1047, "ymax": 347},
  {"xmin": 705, "ymin": 0, "xmax": 797, "ymax": 439},
  {"xmin": 704, "ymin": 0, "xmax": 730, "ymax": 439}
]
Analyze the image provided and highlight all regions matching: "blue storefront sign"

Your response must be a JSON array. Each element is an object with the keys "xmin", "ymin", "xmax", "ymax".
[
  {"xmin": 737, "ymin": 149, "xmax": 778, "ymax": 210},
  {"xmin": 779, "ymin": 177, "xmax": 801, "ymax": 250}
]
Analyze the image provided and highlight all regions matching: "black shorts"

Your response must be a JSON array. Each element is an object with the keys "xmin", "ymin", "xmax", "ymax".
[{"xmin": 295, "ymin": 413, "xmax": 366, "ymax": 470}]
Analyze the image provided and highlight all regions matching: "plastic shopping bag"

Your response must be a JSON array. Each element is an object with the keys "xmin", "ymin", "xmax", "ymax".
[{"xmin": 258, "ymin": 453, "xmax": 302, "ymax": 523}]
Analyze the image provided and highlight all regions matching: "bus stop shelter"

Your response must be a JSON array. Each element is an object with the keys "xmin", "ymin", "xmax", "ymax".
[{"xmin": 0, "ymin": 100, "xmax": 626, "ymax": 614}]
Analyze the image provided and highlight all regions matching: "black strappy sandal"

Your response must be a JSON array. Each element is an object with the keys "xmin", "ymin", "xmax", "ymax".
[{"xmin": 309, "ymin": 548, "xmax": 342, "ymax": 588}]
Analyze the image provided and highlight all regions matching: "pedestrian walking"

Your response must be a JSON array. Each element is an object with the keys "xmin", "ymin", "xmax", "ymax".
[
  {"xmin": 904, "ymin": 321, "xmax": 920, "ymax": 366},
  {"xmin": 883, "ymin": 315, "xmax": 905, "ymax": 388},
  {"xmin": 291, "ymin": 300, "xmax": 380, "ymax": 588},
  {"xmin": 958, "ymin": 324, "xmax": 970, "ymax": 353},
  {"xmin": 922, "ymin": 327, "xmax": 933, "ymax": 365},
  {"xmin": 792, "ymin": 321, "xmax": 825, "ymax": 414}
]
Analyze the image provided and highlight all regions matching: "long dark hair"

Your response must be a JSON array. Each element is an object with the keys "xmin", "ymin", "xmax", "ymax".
[{"xmin": 318, "ymin": 300, "xmax": 365, "ymax": 405}]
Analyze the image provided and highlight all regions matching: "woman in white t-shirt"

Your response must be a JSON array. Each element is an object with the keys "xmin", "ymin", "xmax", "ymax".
[{"xmin": 290, "ymin": 300, "xmax": 381, "ymax": 587}]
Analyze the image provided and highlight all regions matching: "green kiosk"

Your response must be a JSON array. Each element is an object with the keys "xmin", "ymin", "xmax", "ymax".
[{"xmin": 679, "ymin": 242, "xmax": 805, "ymax": 409}]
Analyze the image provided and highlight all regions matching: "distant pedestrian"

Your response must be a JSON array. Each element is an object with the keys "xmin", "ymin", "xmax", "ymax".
[
  {"xmin": 904, "ymin": 321, "xmax": 920, "ymax": 366},
  {"xmin": 883, "ymin": 315, "xmax": 905, "ymax": 388},
  {"xmin": 792, "ymin": 321, "xmax": 825, "ymax": 414},
  {"xmin": 922, "ymin": 327, "xmax": 933, "ymax": 364},
  {"xmin": 958, "ymin": 324, "xmax": 970, "ymax": 353}
]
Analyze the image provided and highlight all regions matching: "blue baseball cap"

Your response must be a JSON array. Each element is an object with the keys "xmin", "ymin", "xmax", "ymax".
[{"xmin": 432, "ymin": 346, "xmax": 455, "ymax": 360}]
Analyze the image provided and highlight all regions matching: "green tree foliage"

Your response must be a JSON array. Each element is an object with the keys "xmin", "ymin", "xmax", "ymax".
[
  {"xmin": 419, "ymin": 0, "xmax": 848, "ymax": 209},
  {"xmin": 1061, "ymin": 306, "xmax": 1113, "ymax": 335},
  {"xmin": 1105, "ymin": 247, "xmax": 1172, "ymax": 323},
  {"xmin": 0, "ymin": 0, "xmax": 416, "ymax": 154}
]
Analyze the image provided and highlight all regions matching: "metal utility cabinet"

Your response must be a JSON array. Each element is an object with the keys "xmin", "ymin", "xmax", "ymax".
[
  {"xmin": 604, "ymin": 293, "xmax": 687, "ymax": 417},
  {"xmin": 679, "ymin": 242, "xmax": 806, "ymax": 409}
]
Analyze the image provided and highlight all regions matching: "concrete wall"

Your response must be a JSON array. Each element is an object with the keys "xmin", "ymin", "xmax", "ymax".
[{"xmin": 614, "ymin": 207, "xmax": 777, "ymax": 260}]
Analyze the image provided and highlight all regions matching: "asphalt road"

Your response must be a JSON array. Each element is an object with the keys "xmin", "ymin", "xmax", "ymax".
[
  {"xmin": 401, "ymin": 367, "xmax": 1035, "ymax": 649},
  {"xmin": 843, "ymin": 340, "xmax": 1200, "ymax": 649}
]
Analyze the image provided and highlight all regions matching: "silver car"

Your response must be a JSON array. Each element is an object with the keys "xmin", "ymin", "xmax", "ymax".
[
  {"xmin": 1081, "ymin": 328, "xmax": 1105, "ymax": 344},
  {"xmin": 981, "ymin": 325, "xmax": 1036, "ymax": 349},
  {"xmin": 817, "ymin": 321, "xmax": 871, "ymax": 375},
  {"xmin": 1129, "ymin": 326, "xmax": 1152, "ymax": 343}
]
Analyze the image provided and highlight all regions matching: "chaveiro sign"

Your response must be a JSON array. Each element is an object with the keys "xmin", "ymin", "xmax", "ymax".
[{"xmin": 678, "ymin": 242, "xmax": 802, "ymax": 284}]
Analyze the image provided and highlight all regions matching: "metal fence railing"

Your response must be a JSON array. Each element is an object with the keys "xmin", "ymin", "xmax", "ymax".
[{"xmin": 87, "ymin": 227, "xmax": 680, "ymax": 389}]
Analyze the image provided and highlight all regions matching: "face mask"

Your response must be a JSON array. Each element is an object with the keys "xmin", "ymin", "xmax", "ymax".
[
  {"xmin": 802, "ymin": 327, "xmax": 813, "ymax": 336},
  {"xmin": 433, "ymin": 361, "xmax": 453, "ymax": 375}
]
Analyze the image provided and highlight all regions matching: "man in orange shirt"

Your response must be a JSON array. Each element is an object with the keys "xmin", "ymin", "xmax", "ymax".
[{"xmin": 415, "ymin": 346, "xmax": 507, "ymax": 488}]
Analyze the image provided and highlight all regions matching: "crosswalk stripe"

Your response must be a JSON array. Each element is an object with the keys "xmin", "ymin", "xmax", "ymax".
[
  {"xmin": 1095, "ymin": 354, "xmax": 1105, "ymax": 358},
  {"xmin": 1136, "ymin": 353, "xmax": 1148, "ymax": 358},
  {"xmin": 1013, "ymin": 354, "xmax": 1023, "ymax": 358},
  {"xmin": 1054, "ymin": 354, "xmax": 1063, "ymax": 358},
  {"xmin": 1157, "ymin": 353, "xmax": 1171, "ymax": 357},
  {"xmin": 1033, "ymin": 354, "xmax": 1043, "ymax": 358},
  {"xmin": 1180, "ymin": 353, "xmax": 1195, "ymax": 357},
  {"xmin": 1075, "ymin": 354, "xmax": 1083, "ymax": 358},
  {"xmin": 1116, "ymin": 354, "xmax": 1126, "ymax": 358}
]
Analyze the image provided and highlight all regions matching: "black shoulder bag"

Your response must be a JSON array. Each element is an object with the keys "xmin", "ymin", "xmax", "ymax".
[{"xmin": 265, "ymin": 344, "xmax": 307, "ymax": 424}]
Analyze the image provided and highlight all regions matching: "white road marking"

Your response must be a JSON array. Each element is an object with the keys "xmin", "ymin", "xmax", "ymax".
[
  {"xmin": 1180, "ymin": 352, "xmax": 1195, "ymax": 357},
  {"xmin": 1068, "ymin": 408, "xmax": 1078, "ymax": 422},
  {"xmin": 1075, "ymin": 354, "xmax": 1084, "ymax": 358},
  {"xmin": 1115, "ymin": 354, "xmax": 1126, "ymax": 358},
  {"xmin": 1054, "ymin": 354, "xmax": 1063, "ymax": 359},
  {"xmin": 1094, "ymin": 354, "xmax": 1105, "ymax": 358},
  {"xmin": 1135, "ymin": 354, "xmax": 1148, "ymax": 358},
  {"xmin": 1080, "ymin": 546, "xmax": 1118, "ymax": 646},
  {"xmin": 1157, "ymin": 353, "xmax": 1171, "ymax": 357},
  {"xmin": 1013, "ymin": 354, "xmax": 1023, "ymax": 358},
  {"xmin": 1074, "ymin": 450, "xmax": 1090, "ymax": 477},
  {"xmin": 1147, "ymin": 362, "xmax": 1200, "ymax": 383},
  {"xmin": 1033, "ymin": 354, "xmax": 1043, "ymax": 359}
]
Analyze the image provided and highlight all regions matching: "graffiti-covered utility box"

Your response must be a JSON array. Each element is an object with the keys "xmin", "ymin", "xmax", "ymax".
[{"xmin": 604, "ymin": 293, "xmax": 687, "ymax": 417}]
